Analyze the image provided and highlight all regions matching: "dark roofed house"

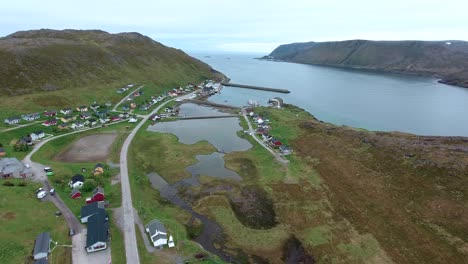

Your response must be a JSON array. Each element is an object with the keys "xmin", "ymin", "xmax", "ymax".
[
  {"xmin": 4, "ymin": 116, "xmax": 21, "ymax": 125},
  {"xmin": 279, "ymin": 145, "xmax": 292, "ymax": 155},
  {"xmin": 94, "ymin": 163, "xmax": 104, "ymax": 176},
  {"xmin": 145, "ymin": 219, "xmax": 168, "ymax": 248},
  {"xmin": 33, "ymin": 232, "xmax": 51, "ymax": 260},
  {"xmin": 22, "ymin": 112, "xmax": 40, "ymax": 121},
  {"xmin": 80, "ymin": 201, "xmax": 106, "ymax": 223},
  {"xmin": 86, "ymin": 210, "xmax": 109, "ymax": 253},
  {"xmin": 269, "ymin": 138, "xmax": 283, "ymax": 148},
  {"xmin": 33, "ymin": 258, "xmax": 49, "ymax": 264},
  {"xmin": 69, "ymin": 174, "xmax": 85, "ymax": 189}
]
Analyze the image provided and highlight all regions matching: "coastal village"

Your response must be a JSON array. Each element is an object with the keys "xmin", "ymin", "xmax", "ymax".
[{"xmin": 0, "ymin": 79, "xmax": 293, "ymax": 263}]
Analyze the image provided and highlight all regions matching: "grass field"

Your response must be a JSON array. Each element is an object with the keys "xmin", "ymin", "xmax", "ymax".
[
  {"xmin": 0, "ymin": 180, "xmax": 71, "ymax": 264},
  {"xmin": 30, "ymin": 122, "xmax": 131, "ymax": 215}
]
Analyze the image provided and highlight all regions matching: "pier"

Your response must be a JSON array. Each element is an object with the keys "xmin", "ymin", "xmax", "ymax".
[
  {"xmin": 179, "ymin": 115, "xmax": 239, "ymax": 120},
  {"xmin": 221, "ymin": 82, "xmax": 291, "ymax": 93}
]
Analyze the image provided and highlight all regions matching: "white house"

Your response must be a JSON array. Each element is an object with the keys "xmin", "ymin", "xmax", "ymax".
[
  {"xmin": 31, "ymin": 131, "xmax": 45, "ymax": 141},
  {"xmin": 60, "ymin": 108, "xmax": 73, "ymax": 115},
  {"xmin": 71, "ymin": 122, "xmax": 85, "ymax": 130},
  {"xmin": 145, "ymin": 219, "xmax": 168, "ymax": 248},
  {"xmin": 4, "ymin": 116, "xmax": 20, "ymax": 125},
  {"xmin": 22, "ymin": 113, "xmax": 40, "ymax": 121},
  {"xmin": 128, "ymin": 117, "xmax": 138, "ymax": 123},
  {"xmin": 69, "ymin": 174, "xmax": 85, "ymax": 189}
]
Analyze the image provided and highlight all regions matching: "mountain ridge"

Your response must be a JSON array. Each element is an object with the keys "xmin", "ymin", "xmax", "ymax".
[
  {"xmin": 0, "ymin": 29, "xmax": 221, "ymax": 96},
  {"xmin": 267, "ymin": 39, "xmax": 468, "ymax": 88}
]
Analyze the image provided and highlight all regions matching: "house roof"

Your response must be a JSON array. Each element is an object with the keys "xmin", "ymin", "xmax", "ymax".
[
  {"xmin": 80, "ymin": 201, "xmax": 105, "ymax": 218},
  {"xmin": 0, "ymin": 158, "xmax": 26, "ymax": 175},
  {"xmin": 33, "ymin": 258, "xmax": 49, "ymax": 264},
  {"xmin": 33, "ymin": 232, "xmax": 50, "ymax": 257},
  {"xmin": 279, "ymin": 145, "xmax": 290, "ymax": 151},
  {"xmin": 0, "ymin": 147, "xmax": 5, "ymax": 153},
  {"xmin": 6, "ymin": 116, "xmax": 21, "ymax": 121},
  {"xmin": 86, "ymin": 210, "xmax": 109, "ymax": 247},
  {"xmin": 71, "ymin": 188, "xmax": 81, "ymax": 195},
  {"xmin": 71, "ymin": 174, "xmax": 85, "ymax": 184},
  {"xmin": 93, "ymin": 186, "xmax": 104, "ymax": 196},
  {"xmin": 152, "ymin": 233, "xmax": 167, "ymax": 242},
  {"xmin": 33, "ymin": 131, "xmax": 45, "ymax": 135},
  {"xmin": 145, "ymin": 219, "xmax": 167, "ymax": 236},
  {"xmin": 95, "ymin": 163, "xmax": 104, "ymax": 168}
]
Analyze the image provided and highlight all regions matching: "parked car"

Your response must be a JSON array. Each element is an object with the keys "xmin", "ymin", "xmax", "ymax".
[
  {"xmin": 44, "ymin": 167, "xmax": 54, "ymax": 176},
  {"xmin": 36, "ymin": 188, "xmax": 46, "ymax": 199},
  {"xmin": 69, "ymin": 228, "xmax": 75, "ymax": 236},
  {"xmin": 49, "ymin": 188, "xmax": 55, "ymax": 195}
]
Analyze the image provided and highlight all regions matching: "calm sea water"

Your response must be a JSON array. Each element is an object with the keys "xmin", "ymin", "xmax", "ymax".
[{"xmin": 192, "ymin": 52, "xmax": 468, "ymax": 136}]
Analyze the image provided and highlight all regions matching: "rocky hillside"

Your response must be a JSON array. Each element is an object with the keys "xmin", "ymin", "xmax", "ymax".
[
  {"xmin": 0, "ymin": 29, "xmax": 220, "ymax": 96},
  {"xmin": 267, "ymin": 40, "xmax": 468, "ymax": 88}
]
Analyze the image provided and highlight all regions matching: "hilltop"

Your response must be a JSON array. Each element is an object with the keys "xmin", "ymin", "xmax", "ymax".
[
  {"xmin": 0, "ymin": 29, "xmax": 221, "ymax": 96},
  {"xmin": 266, "ymin": 40, "xmax": 468, "ymax": 88}
]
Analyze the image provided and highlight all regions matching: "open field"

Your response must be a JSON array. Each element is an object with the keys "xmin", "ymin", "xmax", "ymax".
[
  {"xmin": 55, "ymin": 133, "xmax": 118, "ymax": 162},
  {"xmin": 31, "ymin": 123, "xmax": 131, "ymax": 215},
  {"xmin": 128, "ymin": 104, "xmax": 468, "ymax": 263},
  {"xmin": 0, "ymin": 180, "xmax": 71, "ymax": 264}
]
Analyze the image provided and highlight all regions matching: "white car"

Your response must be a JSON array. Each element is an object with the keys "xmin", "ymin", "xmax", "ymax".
[{"xmin": 36, "ymin": 188, "xmax": 47, "ymax": 199}]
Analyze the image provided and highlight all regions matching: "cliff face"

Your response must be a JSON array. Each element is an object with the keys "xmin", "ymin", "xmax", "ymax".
[
  {"xmin": 268, "ymin": 40, "xmax": 468, "ymax": 87},
  {"xmin": 0, "ymin": 29, "xmax": 218, "ymax": 96}
]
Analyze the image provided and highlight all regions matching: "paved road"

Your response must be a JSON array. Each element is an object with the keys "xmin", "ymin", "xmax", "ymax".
[
  {"xmin": 242, "ymin": 110, "xmax": 289, "ymax": 164},
  {"xmin": 119, "ymin": 93, "xmax": 194, "ymax": 264},
  {"xmin": 112, "ymin": 85, "xmax": 144, "ymax": 112},
  {"xmin": 0, "ymin": 120, "xmax": 41, "ymax": 132}
]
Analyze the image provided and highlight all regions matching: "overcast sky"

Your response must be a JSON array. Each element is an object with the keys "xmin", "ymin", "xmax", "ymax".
[{"xmin": 1, "ymin": 0, "xmax": 467, "ymax": 53}]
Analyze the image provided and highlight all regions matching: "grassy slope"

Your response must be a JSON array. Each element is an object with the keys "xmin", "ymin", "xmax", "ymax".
[
  {"xmin": 0, "ymin": 29, "xmax": 221, "ymax": 127},
  {"xmin": 0, "ymin": 180, "xmax": 71, "ymax": 264}
]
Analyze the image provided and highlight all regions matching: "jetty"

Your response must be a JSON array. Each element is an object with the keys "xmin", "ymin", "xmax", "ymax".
[
  {"xmin": 179, "ymin": 115, "xmax": 238, "ymax": 120},
  {"xmin": 221, "ymin": 83, "xmax": 290, "ymax": 93}
]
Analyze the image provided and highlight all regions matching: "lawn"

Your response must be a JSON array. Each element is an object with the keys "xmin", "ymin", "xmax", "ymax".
[{"xmin": 0, "ymin": 180, "xmax": 71, "ymax": 264}]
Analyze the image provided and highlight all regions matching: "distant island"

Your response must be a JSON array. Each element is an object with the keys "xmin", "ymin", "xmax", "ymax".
[{"xmin": 263, "ymin": 40, "xmax": 468, "ymax": 88}]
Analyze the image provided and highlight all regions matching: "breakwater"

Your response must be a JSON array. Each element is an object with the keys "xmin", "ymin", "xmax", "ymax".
[{"xmin": 221, "ymin": 82, "xmax": 291, "ymax": 93}]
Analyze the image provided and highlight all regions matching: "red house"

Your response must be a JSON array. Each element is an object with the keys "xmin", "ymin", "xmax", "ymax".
[
  {"xmin": 44, "ymin": 110, "xmax": 57, "ymax": 117},
  {"xmin": 71, "ymin": 188, "xmax": 81, "ymax": 199},
  {"xmin": 86, "ymin": 187, "xmax": 105, "ymax": 204},
  {"xmin": 42, "ymin": 119, "xmax": 58, "ymax": 127}
]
